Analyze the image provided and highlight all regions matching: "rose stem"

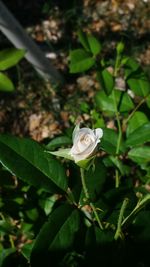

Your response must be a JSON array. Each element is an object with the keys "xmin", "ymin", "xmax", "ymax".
[
  {"xmin": 112, "ymin": 52, "xmax": 122, "ymax": 188},
  {"xmin": 114, "ymin": 198, "xmax": 129, "ymax": 240},
  {"xmin": 80, "ymin": 168, "xmax": 103, "ymax": 230}
]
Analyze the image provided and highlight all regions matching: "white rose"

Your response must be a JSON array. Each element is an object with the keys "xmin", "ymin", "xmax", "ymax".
[{"xmin": 70, "ymin": 125, "xmax": 103, "ymax": 162}]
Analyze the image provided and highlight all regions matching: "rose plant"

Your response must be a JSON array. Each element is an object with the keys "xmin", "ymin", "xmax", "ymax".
[
  {"xmin": 0, "ymin": 33, "xmax": 150, "ymax": 267},
  {"xmin": 70, "ymin": 125, "xmax": 103, "ymax": 162}
]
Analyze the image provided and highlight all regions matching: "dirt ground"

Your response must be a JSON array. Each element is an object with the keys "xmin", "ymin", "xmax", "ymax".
[{"xmin": 0, "ymin": 0, "xmax": 150, "ymax": 142}]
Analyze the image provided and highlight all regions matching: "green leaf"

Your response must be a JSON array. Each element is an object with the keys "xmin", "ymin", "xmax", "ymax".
[
  {"xmin": 39, "ymin": 195, "xmax": 58, "ymax": 216},
  {"xmin": 87, "ymin": 34, "xmax": 101, "ymax": 56},
  {"xmin": 21, "ymin": 243, "xmax": 34, "ymax": 261},
  {"xmin": 69, "ymin": 49, "xmax": 95, "ymax": 73},
  {"xmin": 126, "ymin": 123, "xmax": 150, "ymax": 147},
  {"xmin": 46, "ymin": 136, "xmax": 72, "ymax": 150},
  {"xmin": 128, "ymin": 146, "xmax": 150, "ymax": 164},
  {"xmin": 0, "ymin": 72, "xmax": 14, "ymax": 92},
  {"xmin": 80, "ymin": 159, "xmax": 106, "ymax": 203},
  {"xmin": 126, "ymin": 111, "xmax": 149, "ymax": 137},
  {"xmin": 100, "ymin": 128, "xmax": 125, "ymax": 154},
  {"xmin": 127, "ymin": 75, "xmax": 150, "ymax": 97},
  {"xmin": 0, "ymin": 135, "xmax": 68, "ymax": 192},
  {"xmin": 77, "ymin": 29, "xmax": 90, "ymax": 51},
  {"xmin": 124, "ymin": 57, "xmax": 140, "ymax": 78},
  {"xmin": 30, "ymin": 204, "xmax": 80, "ymax": 266},
  {"xmin": 26, "ymin": 208, "xmax": 39, "ymax": 221},
  {"xmin": 97, "ymin": 69, "xmax": 114, "ymax": 95},
  {"xmin": 0, "ymin": 48, "xmax": 25, "ymax": 70},
  {"xmin": 95, "ymin": 90, "xmax": 134, "ymax": 114}
]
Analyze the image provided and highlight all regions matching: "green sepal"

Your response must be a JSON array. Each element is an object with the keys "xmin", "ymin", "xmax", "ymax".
[{"xmin": 46, "ymin": 148, "xmax": 73, "ymax": 161}]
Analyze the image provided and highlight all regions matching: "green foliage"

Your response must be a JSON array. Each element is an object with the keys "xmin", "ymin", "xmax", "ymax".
[
  {"xmin": 31, "ymin": 204, "xmax": 80, "ymax": 267},
  {"xmin": 126, "ymin": 122, "xmax": 150, "ymax": 147},
  {"xmin": 0, "ymin": 72, "xmax": 14, "ymax": 92},
  {"xmin": 97, "ymin": 69, "xmax": 114, "ymax": 95},
  {"xmin": 0, "ymin": 134, "xmax": 68, "ymax": 192},
  {"xmin": 95, "ymin": 90, "xmax": 134, "ymax": 114},
  {"xmin": 100, "ymin": 128, "xmax": 125, "ymax": 154},
  {"xmin": 0, "ymin": 48, "xmax": 25, "ymax": 92},
  {"xmin": 0, "ymin": 48, "xmax": 25, "ymax": 71},
  {"xmin": 1, "ymin": 32, "xmax": 150, "ymax": 267},
  {"xmin": 87, "ymin": 34, "xmax": 102, "ymax": 56},
  {"xmin": 128, "ymin": 146, "xmax": 150, "ymax": 164},
  {"xmin": 69, "ymin": 49, "xmax": 95, "ymax": 73},
  {"xmin": 126, "ymin": 111, "xmax": 149, "ymax": 136}
]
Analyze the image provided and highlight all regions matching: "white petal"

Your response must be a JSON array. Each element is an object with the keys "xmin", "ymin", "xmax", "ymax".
[
  {"xmin": 72, "ymin": 124, "xmax": 80, "ymax": 142},
  {"xmin": 95, "ymin": 128, "xmax": 103, "ymax": 139}
]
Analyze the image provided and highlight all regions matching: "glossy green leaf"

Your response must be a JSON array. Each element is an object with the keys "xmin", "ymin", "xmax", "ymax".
[
  {"xmin": 97, "ymin": 69, "xmax": 114, "ymax": 95},
  {"xmin": 0, "ymin": 48, "xmax": 25, "ymax": 71},
  {"xmin": 69, "ymin": 49, "xmax": 95, "ymax": 73},
  {"xmin": 128, "ymin": 146, "xmax": 150, "ymax": 164},
  {"xmin": 126, "ymin": 111, "xmax": 149, "ymax": 137},
  {"xmin": 80, "ymin": 159, "xmax": 106, "ymax": 204},
  {"xmin": 87, "ymin": 34, "xmax": 101, "ymax": 55},
  {"xmin": 77, "ymin": 29, "xmax": 90, "ymax": 51},
  {"xmin": 30, "ymin": 204, "xmax": 80, "ymax": 266},
  {"xmin": 0, "ymin": 73, "xmax": 14, "ymax": 92},
  {"xmin": 0, "ymin": 135, "xmax": 68, "ymax": 192},
  {"xmin": 100, "ymin": 128, "xmax": 125, "ymax": 154},
  {"xmin": 127, "ymin": 75, "xmax": 150, "ymax": 97},
  {"xmin": 95, "ymin": 90, "xmax": 134, "ymax": 114},
  {"xmin": 39, "ymin": 195, "xmax": 58, "ymax": 216},
  {"xmin": 126, "ymin": 123, "xmax": 150, "ymax": 147},
  {"xmin": 46, "ymin": 136, "xmax": 72, "ymax": 150}
]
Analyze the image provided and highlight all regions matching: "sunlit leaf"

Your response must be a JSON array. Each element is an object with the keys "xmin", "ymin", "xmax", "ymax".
[
  {"xmin": 77, "ymin": 29, "xmax": 90, "ymax": 51},
  {"xmin": 69, "ymin": 49, "xmax": 95, "ymax": 73},
  {"xmin": 87, "ymin": 34, "xmax": 101, "ymax": 56},
  {"xmin": 0, "ymin": 73, "xmax": 14, "ymax": 92},
  {"xmin": 0, "ymin": 48, "xmax": 25, "ymax": 71}
]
